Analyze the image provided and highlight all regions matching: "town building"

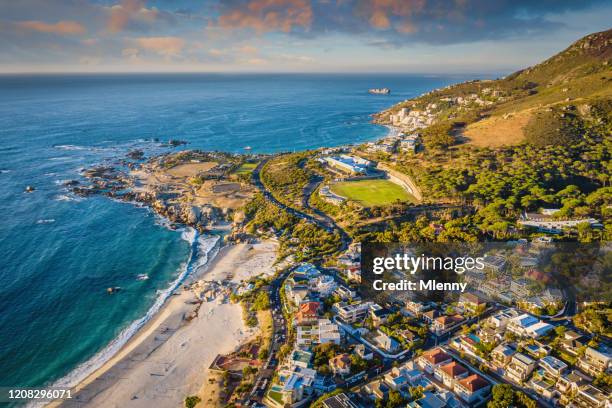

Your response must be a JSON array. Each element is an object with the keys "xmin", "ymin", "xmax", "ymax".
[
  {"xmin": 573, "ymin": 385, "xmax": 610, "ymax": 408},
  {"xmin": 334, "ymin": 301, "xmax": 372, "ymax": 324},
  {"xmin": 576, "ymin": 346, "xmax": 611, "ymax": 377},
  {"xmin": 491, "ymin": 344, "xmax": 515, "ymax": 367},
  {"xmin": 435, "ymin": 361, "xmax": 468, "ymax": 388},
  {"xmin": 374, "ymin": 330, "xmax": 400, "ymax": 353},
  {"xmin": 454, "ymin": 374, "xmax": 490, "ymax": 404},
  {"xmin": 321, "ymin": 393, "xmax": 359, "ymax": 408},
  {"xmin": 417, "ymin": 348, "xmax": 453, "ymax": 374},
  {"xmin": 539, "ymin": 355, "xmax": 568, "ymax": 378},
  {"xmin": 296, "ymin": 319, "xmax": 341, "ymax": 346},
  {"xmin": 506, "ymin": 352, "xmax": 536, "ymax": 383},
  {"xmin": 323, "ymin": 155, "xmax": 372, "ymax": 175},
  {"xmin": 354, "ymin": 344, "xmax": 373, "ymax": 360},
  {"xmin": 295, "ymin": 301, "xmax": 320, "ymax": 325},
  {"xmin": 329, "ymin": 353, "xmax": 352, "ymax": 376},
  {"xmin": 431, "ymin": 314, "xmax": 465, "ymax": 336}
]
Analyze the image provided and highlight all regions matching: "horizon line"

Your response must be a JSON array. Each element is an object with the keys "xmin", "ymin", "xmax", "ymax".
[{"xmin": 0, "ymin": 70, "xmax": 506, "ymax": 77}]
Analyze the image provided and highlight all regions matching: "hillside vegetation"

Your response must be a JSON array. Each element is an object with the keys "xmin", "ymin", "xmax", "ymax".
[
  {"xmin": 358, "ymin": 29, "xmax": 612, "ymax": 243},
  {"xmin": 377, "ymin": 29, "xmax": 611, "ymax": 148}
]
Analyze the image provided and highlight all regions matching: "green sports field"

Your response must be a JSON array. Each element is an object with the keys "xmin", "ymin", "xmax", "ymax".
[
  {"xmin": 330, "ymin": 179, "xmax": 414, "ymax": 207},
  {"xmin": 233, "ymin": 162, "xmax": 258, "ymax": 175}
]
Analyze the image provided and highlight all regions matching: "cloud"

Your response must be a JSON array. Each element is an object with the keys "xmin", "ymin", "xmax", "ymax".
[
  {"xmin": 214, "ymin": 0, "xmax": 608, "ymax": 45},
  {"xmin": 107, "ymin": 0, "xmax": 159, "ymax": 33},
  {"xmin": 238, "ymin": 45, "xmax": 258, "ymax": 54},
  {"xmin": 16, "ymin": 20, "xmax": 86, "ymax": 35},
  {"xmin": 217, "ymin": 0, "xmax": 313, "ymax": 33},
  {"xmin": 135, "ymin": 36, "xmax": 185, "ymax": 57}
]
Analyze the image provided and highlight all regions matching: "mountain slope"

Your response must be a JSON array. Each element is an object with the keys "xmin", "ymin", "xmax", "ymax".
[{"xmin": 376, "ymin": 29, "xmax": 612, "ymax": 148}]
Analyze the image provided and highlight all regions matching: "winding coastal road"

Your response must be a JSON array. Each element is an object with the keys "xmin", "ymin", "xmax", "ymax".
[{"xmin": 251, "ymin": 159, "xmax": 351, "ymax": 252}]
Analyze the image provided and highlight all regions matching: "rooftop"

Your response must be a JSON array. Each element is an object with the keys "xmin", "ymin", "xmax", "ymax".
[
  {"xmin": 440, "ymin": 361, "xmax": 468, "ymax": 378},
  {"xmin": 457, "ymin": 374, "xmax": 489, "ymax": 392},
  {"xmin": 422, "ymin": 348, "xmax": 451, "ymax": 364}
]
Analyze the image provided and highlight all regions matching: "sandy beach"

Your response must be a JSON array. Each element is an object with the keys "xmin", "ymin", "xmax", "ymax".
[{"xmin": 53, "ymin": 239, "xmax": 278, "ymax": 408}]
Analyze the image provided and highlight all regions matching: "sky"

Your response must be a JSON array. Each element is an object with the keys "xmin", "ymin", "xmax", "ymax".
[{"xmin": 0, "ymin": 0, "xmax": 610, "ymax": 74}]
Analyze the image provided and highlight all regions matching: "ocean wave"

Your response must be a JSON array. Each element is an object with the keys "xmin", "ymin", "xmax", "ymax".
[
  {"xmin": 54, "ymin": 144, "xmax": 88, "ymax": 151},
  {"xmin": 47, "ymin": 228, "xmax": 220, "ymax": 391},
  {"xmin": 0, "ymin": 169, "xmax": 10, "ymax": 174},
  {"xmin": 54, "ymin": 194, "xmax": 83, "ymax": 202}
]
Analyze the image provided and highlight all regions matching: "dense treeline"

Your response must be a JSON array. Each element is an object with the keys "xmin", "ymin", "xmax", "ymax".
[{"xmin": 356, "ymin": 99, "xmax": 612, "ymax": 242}]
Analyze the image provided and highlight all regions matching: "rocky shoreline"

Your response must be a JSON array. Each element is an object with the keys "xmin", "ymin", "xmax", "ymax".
[{"xmin": 68, "ymin": 148, "xmax": 263, "ymax": 232}]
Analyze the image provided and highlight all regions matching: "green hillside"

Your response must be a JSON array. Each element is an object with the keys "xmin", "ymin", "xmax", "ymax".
[{"xmin": 375, "ymin": 29, "xmax": 612, "ymax": 148}]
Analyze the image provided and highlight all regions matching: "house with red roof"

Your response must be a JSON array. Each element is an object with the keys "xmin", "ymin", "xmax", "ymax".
[
  {"xmin": 295, "ymin": 301, "xmax": 320, "ymax": 325},
  {"xmin": 417, "ymin": 348, "xmax": 452, "ymax": 374},
  {"xmin": 431, "ymin": 314, "xmax": 465, "ymax": 335},
  {"xmin": 454, "ymin": 374, "xmax": 491, "ymax": 403},
  {"xmin": 435, "ymin": 361, "xmax": 469, "ymax": 388}
]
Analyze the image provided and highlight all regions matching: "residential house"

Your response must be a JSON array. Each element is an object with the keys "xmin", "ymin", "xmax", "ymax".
[
  {"xmin": 296, "ymin": 319, "xmax": 341, "ymax": 346},
  {"xmin": 539, "ymin": 355, "xmax": 568, "ymax": 378},
  {"xmin": 573, "ymin": 385, "xmax": 610, "ymax": 408},
  {"xmin": 458, "ymin": 293, "xmax": 486, "ymax": 311},
  {"xmin": 481, "ymin": 255, "xmax": 506, "ymax": 271},
  {"xmin": 289, "ymin": 349, "xmax": 312, "ymax": 369},
  {"xmin": 285, "ymin": 284, "xmax": 310, "ymax": 306},
  {"xmin": 488, "ymin": 309, "xmax": 518, "ymax": 330},
  {"xmin": 422, "ymin": 309, "xmax": 440, "ymax": 324},
  {"xmin": 506, "ymin": 353, "xmax": 536, "ymax": 383},
  {"xmin": 322, "ymin": 393, "xmax": 359, "ymax": 408},
  {"xmin": 384, "ymin": 367, "xmax": 409, "ymax": 391},
  {"xmin": 405, "ymin": 300, "xmax": 431, "ymax": 317},
  {"xmin": 334, "ymin": 301, "xmax": 372, "ymax": 324},
  {"xmin": 295, "ymin": 301, "xmax": 320, "ymax": 325},
  {"xmin": 417, "ymin": 348, "xmax": 452, "ymax": 374},
  {"xmin": 334, "ymin": 285, "xmax": 358, "ymax": 301},
  {"xmin": 491, "ymin": 344, "xmax": 515, "ymax": 367},
  {"xmin": 507, "ymin": 313, "xmax": 553, "ymax": 338},
  {"xmin": 329, "ymin": 353, "xmax": 352, "ymax": 376},
  {"xmin": 370, "ymin": 304, "xmax": 391, "ymax": 328},
  {"xmin": 555, "ymin": 370, "xmax": 589, "ymax": 394},
  {"xmin": 431, "ymin": 315, "xmax": 464, "ymax": 336},
  {"xmin": 577, "ymin": 347, "xmax": 611, "ymax": 377},
  {"xmin": 435, "ymin": 361, "xmax": 468, "ymax": 388},
  {"xmin": 364, "ymin": 380, "xmax": 389, "ymax": 400},
  {"xmin": 454, "ymin": 334, "xmax": 482, "ymax": 355},
  {"xmin": 529, "ymin": 378, "xmax": 557, "ymax": 402},
  {"xmin": 354, "ymin": 344, "xmax": 373, "ymax": 361},
  {"xmin": 346, "ymin": 267, "xmax": 361, "ymax": 283},
  {"xmin": 273, "ymin": 366, "xmax": 317, "ymax": 405},
  {"xmin": 407, "ymin": 392, "xmax": 447, "ymax": 408},
  {"xmin": 454, "ymin": 374, "xmax": 491, "ymax": 404},
  {"xmin": 310, "ymin": 275, "xmax": 337, "ymax": 297},
  {"xmin": 374, "ymin": 330, "xmax": 400, "ymax": 353},
  {"xmin": 560, "ymin": 330, "xmax": 586, "ymax": 356}
]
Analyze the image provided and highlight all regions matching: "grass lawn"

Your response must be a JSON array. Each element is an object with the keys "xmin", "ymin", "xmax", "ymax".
[
  {"xmin": 330, "ymin": 179, "xmax": 415, "ymax": 207},
  {"xmin": 233, "ymin": 162, "xmax": 258, "ymax": 176},
  {"xmin": 267, "ymin": 390, "xmax": 284, "ymax": 405}
]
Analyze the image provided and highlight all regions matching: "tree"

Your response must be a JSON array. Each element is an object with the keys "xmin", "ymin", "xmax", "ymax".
[
  {"xmin": 184, "ymin": 395, "xmax": 201, "ymax": 408},
  {"xmin": 387, "ymin": 390, "xmax": 405, "ymax": 408},
  {"xmin": 488, "ymin": 384, "xmax": 536, "ymax": 408}
]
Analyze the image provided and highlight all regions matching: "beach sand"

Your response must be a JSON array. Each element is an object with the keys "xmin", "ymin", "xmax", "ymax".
[{"xmin": 53, "ymin": 240, "xmax": 278, "ymax": 408}]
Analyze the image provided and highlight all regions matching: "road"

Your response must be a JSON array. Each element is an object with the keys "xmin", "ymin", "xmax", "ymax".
[
  {"xmin": 251, "ymin": 159, "xmax": 352, "ymax": 252},
  {"xmin": 242, "ymin": 269, "xmax": 290, "ymax": 405}
]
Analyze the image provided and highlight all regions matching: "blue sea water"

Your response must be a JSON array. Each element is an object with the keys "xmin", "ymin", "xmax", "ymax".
[{"xmin": 0, "ymin": 73, "xmax": 474, "ymax": 389}]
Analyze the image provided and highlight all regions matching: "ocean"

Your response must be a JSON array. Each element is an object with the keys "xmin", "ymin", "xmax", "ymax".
[{"xmin": 0, "ymin": 73, "xmax": 475, "ymax": 389}]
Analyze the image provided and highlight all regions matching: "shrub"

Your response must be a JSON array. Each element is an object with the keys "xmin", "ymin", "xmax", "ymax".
[{"xmin": 184, "ymin": 395, "xmax": 201, "ymax": 408}]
